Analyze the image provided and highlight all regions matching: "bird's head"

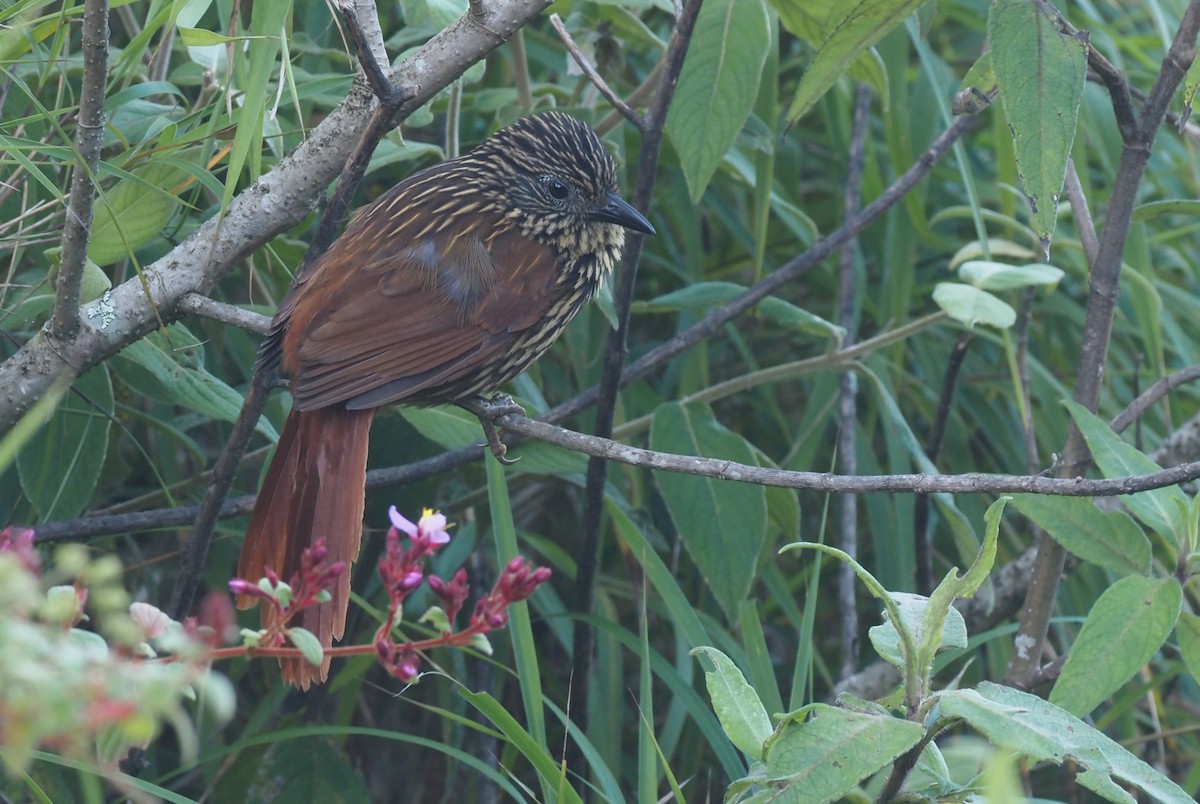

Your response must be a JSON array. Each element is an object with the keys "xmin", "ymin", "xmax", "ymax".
[{"xmin": 472, "ymin": 112, "xmax": 654, "ymax": 257}]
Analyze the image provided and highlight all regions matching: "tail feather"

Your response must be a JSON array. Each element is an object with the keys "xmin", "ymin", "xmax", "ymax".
[{"xmin": 238, "ymin": 406, "xmax": 374, "ymax": 688}]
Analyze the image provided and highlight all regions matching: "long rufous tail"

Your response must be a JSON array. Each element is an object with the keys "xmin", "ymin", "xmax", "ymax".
[{"xmin": 237, "ymin": 406, "xmax": 374, "ymax": 688}]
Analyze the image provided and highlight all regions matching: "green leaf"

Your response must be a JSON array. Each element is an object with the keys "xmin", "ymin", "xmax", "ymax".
[
  {"xmin": 948, "ymin": 238, "xmax": 1040, "ymax": 270},
  {"xmin": 666, "ymin": 0, "xmax": 770, "ymax": 202},
  {"xmin": 286, "ymin": 626, "xmax": 325, "ymax": 668},
  {"xmin": 1176, "ymin": 612, "xmax": 1200, "ymax": 684},
  {"xmin": 242, "ymin": 737, "xmax": 372, "ymax": 804},
  {"xmin": 931, "ymin": 283, "xmax": 1016, "ymax": 329},
  {"xmin": 1050, "ymin": 576, "xmax": 1181, "ymax": 717},
  {"xmin": 18, "ymin": 367, "xmax": 113, "ymax": 521},
  {"xmin": 1131, "ymin": 199, "xmax": 1200, "ymax": 222},
  {"xmin": 461, "ymin": 690, "xmax": 584, "ymax": 804},
  {"xmin": 115, "ymin": 324, "xmax": 278, "ymax": 441},
  {"xmin": 1181, "ymin": 45, "xmax": 1200, "ymax": 129},
  {"xmin": 398, "ymin": 405, "xmax": 480, "ymax": 450},
  {"xmin": 784, "ymin": 0, "xmax": 927, "ymax": 124},
  {"xmin": 1064, "ymin": 400, "xmax": 1188, "ymax": 547},
  {"xmin": 1010, "ymin": 494, "xmax": 1151, "ymax": 576},
  {"xmin": 957, "ymin": 260, "xmax": 1065, "ymax": 291},
  {"xmin": 89, "ymin": 162, "xmax": 190, "ymax": 266},
  {"xmin": 693, "ymin": 647, "xmax": 773, "ymax": 760},
  {"xmin": 650, "ymin": 402, "xmax": 768, "ymax": 618},
  {"xmin": 939, "ymin": 682, "xmax": 1193, "ymax": 803},
  {"xmin": 988, "ymin": 0, "xmax": 1087, "ymax": 247},
  {"xmin": 868, "ymin": 592, "xmax": 967, "ymax": 671},
  {"xmin": 747, "ymin": 704, "xmax": 924, "ymax": 799},
  {"xmin": 635, "ymin": 281, "xmax": 844, "ymax": 340}
]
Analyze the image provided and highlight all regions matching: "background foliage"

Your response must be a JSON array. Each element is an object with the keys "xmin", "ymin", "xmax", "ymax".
[{"xmin": 4, "ymin": 0, "xmax": 1200, "ymax": 800}]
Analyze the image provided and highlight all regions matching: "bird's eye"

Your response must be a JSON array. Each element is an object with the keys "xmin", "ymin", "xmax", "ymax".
[{"xmin": 544, "ymin": 177, "xmax": 570, "ymax": 200}]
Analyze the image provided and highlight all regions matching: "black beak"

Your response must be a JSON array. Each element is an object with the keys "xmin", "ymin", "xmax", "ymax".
[{"xmin": 591, "ymin": 191, "xmax": 655, "ymax": 235}]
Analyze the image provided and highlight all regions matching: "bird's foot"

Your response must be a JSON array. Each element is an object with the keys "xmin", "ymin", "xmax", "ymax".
[{"xmin": 462, "ymin": 395, "xmax": 526, "ymax": 465}]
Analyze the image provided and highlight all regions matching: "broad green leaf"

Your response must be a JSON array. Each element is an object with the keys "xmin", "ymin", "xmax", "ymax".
[
  {"xmin": 1177, "ymin": 612, "xmax": 1200, "ymax": 684},
  {"xmin": 0, "ymin": 374, "xmax": 73, "ymax": 477},
  {"xmin": 1064, "ymin": 400, "xmax": 1188, "ymax": 547},
  {"xmin": 116, "ymin": 324, "xmax": 278, "ymax": 441},
  {"xmin": 693, "ymin": 647, "xmax": 773, "ymax": 760},
  {"xmin": 1010, "ymin": 494, "xmax": 1151, "ymax": 576},
  {"xmin": 906, "ymin": 496, "xmax": 1006, "ymax": 676},
  {"xmin": 784, "ymin": 0, "xmax": 927, "ymax": 124},
  {"xmin": 939, "ymin": 682, "xmax": 1193, "ymax": 803},
  {"xmin": 948, "ymin": 238, "xmax": 1039, "ymax": 269},
  {"xmin": 747, "ymin": 704, "xmax": 924, "ymax": 799},
  {"xmin": 666, "ymin": 0, "xmax": 770, "ymax": 202},
  {"xmin": 241, "ymin": 737, "xmax": 371, "ymax": 803},
  {"xmin": 1050, "ymin": 576, "xmax": 1181, "ymax": 717},
  {"xmin": 398, "ymin": 405, "xmax": 481, "ymax": 450},
  {"xmin": 635, "ymin": 281, "xmax": 844, "ymax": 340},
  {"xmin": 957, "ymin": 261, "xmax": 1065, "ymax": 291},
  {"xmin": 650, "ymin": 402, "xmax": 767, "ymax": 618},
  {"xmin": 286, "ymin": 626, "xmax": 325, "ymax": 668},
  {"xmin": 89, "ymin": 161, "xmax": 190, "ymax": 266},
  {"xmin": 868, "ymin": 592, "xmax": 967, "ymax": 670},
  {"xmin": 932, "ymin": 283, "xmax": 1016, "ymax": 329},
  {"xmin": 398, "ymin": 406, "xmax": 590, "ymax": 477},
  {"xmin": 988, "ymin": 0, "xmax": 1087, "ymax": 247},
  {"xmin": 18, "ymin": 367, "xmax": 113, "ymax": 521},
  {"xmin": 957, "ymin": 50, "xmax": 995, "ymax": 97},
  {"xmin": 177, "ymin": 27, "xmax": 244, "ymax": 47}
]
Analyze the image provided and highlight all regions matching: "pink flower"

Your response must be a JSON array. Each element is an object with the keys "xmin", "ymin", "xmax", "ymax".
[{"xmin": 389, "ymin": 506, "xmax": 451, "ymax": 546}]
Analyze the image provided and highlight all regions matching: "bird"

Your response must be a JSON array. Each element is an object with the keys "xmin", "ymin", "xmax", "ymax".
[{"xmin": 237, "ymin": 111, "xmax": 655, "ymax": 687}]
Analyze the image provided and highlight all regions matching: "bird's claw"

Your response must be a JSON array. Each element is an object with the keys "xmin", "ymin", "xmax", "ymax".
[{"xmin": 463, "ymin": 395, "xmax": 525, "ymax": 464}]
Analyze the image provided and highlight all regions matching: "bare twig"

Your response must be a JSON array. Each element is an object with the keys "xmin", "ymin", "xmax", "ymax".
[
  {"xmin": 177, "ymin": 294, "xmax": 271, "ymax": 335},
  {"xmin": 550, "ymin": 14, "xmax": 643, "ymax": 127},
  {"xmin": 52, "ymin": 0, "xmax": 109, "ymax": 342},
  {"xmin": 837, "ymin": 83, "xmax": 871, "ymax": 680},
  {"xmin": 1111, "ymin": 363, "xmax": 1200, "ymax": 434},
  {"xmin": 439, "ymin": 409, "xmax": 1200, "ymax": 496},
  {"xmin": 34, "ymin": 409, "xmax": 1200, "ymax": 546},
  {"xmin": 914, "ymin": 332, "xmax": 974, "ymax": 595}
]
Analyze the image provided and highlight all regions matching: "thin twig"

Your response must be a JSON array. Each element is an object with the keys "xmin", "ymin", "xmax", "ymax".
[
  {"xmin": 34, "ymin": 402, "xmax": 1200, "ymax": 547},
  {"xmin": 837, "ymin": 82, "xmax": 871, "ymax": 680},
  {"xmin": 52, "ymin": 0, "xmax": 109, "ymax": 342},
  {"xmin": 914, "ymin": 332, "xmax": 974, "ymax": 595},
  {"xmin": 550, "ymin": 14, "xmax": 643, "ymax": 127},
  {"xmin": 1111, "ymin": 363, "xmax": 1200, "ymax": 434},
  {"xmin": 177, "ymin": 293, "xmax": 271, "ymax": 335}
]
